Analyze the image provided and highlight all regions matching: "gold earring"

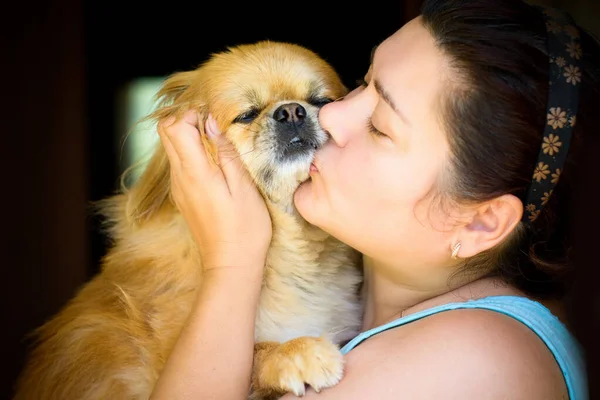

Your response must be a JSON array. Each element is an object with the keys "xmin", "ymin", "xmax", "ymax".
[{"xmin": 451, "ymin": 242, "xmax": 461, "ymax": 260}]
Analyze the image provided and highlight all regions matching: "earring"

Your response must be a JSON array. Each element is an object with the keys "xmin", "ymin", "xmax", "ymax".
[{"xmin": 451, "ymin": 242, "xmax": 461, "ymax": 260}]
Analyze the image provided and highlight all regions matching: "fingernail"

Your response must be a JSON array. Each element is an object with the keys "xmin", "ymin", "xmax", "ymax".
[{"xmin": 206, "ymin": 114, "xmax": 220, "ymax": 139}]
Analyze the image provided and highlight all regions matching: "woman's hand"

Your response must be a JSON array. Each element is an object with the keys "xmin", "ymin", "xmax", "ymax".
[{"xmin": 158, "ymin": 110, "xmax": 272, "ymax": 273}]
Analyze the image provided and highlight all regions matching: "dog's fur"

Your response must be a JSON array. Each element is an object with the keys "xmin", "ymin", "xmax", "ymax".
[{"xmin": 13, "ymin": 41, "xmax": 363, "ymax": 400}]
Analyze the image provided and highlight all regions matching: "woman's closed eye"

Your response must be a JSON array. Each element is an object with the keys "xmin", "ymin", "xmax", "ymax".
[
  {"xmin": 367, "ymin": 118, "xmax": 387, "ymax": 137},
  {"xmin": 356, "ymin": 78, "xmax": 389, "ymax": 137},
  {"xmin": 356, "ymin": 77, "xmax": 389, "ymax": 138}
]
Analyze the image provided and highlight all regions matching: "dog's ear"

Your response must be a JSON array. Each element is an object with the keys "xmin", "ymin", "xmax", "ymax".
[{"xmin": 123, "ymin": 69, "xmax": 216, "ymax": 225}]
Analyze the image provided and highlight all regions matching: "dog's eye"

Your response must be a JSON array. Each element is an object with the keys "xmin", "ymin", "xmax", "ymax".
[
  {"xmin": 233, "ymin": 109, "xmax": 260, "ymax": 124},
  {"xmin": 308, "ymin": 97, "xmax": 334, "ymax": 108}
]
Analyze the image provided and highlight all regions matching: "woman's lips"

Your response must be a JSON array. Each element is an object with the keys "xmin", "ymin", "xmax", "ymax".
[{"xmin": 310, "ymin": 162, "xmax": 318, "ymax": 174}]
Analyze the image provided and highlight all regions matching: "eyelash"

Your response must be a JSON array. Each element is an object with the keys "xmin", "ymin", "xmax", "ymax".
[
  {"xmin": 367, "ymin": 118, "xmax": 386, "ymax": 137},
  {"xmin": 356, "ymin": 78, "xmax": 368, "ymax": 88}
]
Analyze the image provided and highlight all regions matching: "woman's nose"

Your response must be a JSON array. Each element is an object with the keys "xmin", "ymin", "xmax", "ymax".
[{"xmin": 318, "ymin": 96, "xmax": 358, "ymax": 148}]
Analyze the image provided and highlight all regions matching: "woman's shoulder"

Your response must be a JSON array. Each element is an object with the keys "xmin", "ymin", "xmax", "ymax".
[
  {"xmin": 354, "ymin": 308, "xmax": 567, "ymax": 397},
  {"xmin": 282, "ymin": 305, "xmax": 569, "ymax": 399}
]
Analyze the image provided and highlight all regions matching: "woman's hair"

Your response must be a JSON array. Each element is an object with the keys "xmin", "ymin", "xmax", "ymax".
[{"xmin": 420, "ymin": 0, "xmax": 600, "ymax": 299}]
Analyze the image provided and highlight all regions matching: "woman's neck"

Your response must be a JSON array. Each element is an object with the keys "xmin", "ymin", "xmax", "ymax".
[{"xmin": 360, "ymin": 256, "xmax": 517, "ymax": 330}]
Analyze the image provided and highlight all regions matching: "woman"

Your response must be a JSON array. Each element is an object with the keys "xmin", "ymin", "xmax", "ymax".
[{"xmin": 151, "ymin": 0, "xmax": 595, "ymax": 398}]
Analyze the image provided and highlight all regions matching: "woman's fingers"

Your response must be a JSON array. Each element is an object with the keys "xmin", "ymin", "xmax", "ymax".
[
  {"xmin": 158, "ymin": 111, "xmax": 233, "ymax": 194},
  {"xmin": 205, "ymin": 115, "xmax": 256, "ymax": 195},
  {"xmin": 158, "ymin": 111, "xmax": 212, "ymax": 173},
  {"xmin": 157, "ymin": 110, "xmax": 258, "ymax": 198}
]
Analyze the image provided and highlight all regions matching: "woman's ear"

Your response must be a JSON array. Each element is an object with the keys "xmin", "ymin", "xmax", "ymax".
[{"xmin": 454, "ymin": 194, "xmax": 523, "ymax": 258}]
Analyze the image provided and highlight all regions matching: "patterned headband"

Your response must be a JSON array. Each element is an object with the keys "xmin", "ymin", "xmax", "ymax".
[{"xmin": 523, "ymin": 6, "xmax": 582, "ymax": 224}]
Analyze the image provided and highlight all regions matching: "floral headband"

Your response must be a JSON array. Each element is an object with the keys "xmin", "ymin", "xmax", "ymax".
[{"xmin": 523, "ymin": 6, "xmax": 582, "ymax": 224}]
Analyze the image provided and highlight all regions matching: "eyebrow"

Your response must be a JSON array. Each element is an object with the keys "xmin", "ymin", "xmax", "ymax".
[
  {"xmin": 373, "ymin": 79, "xmax": 411, "ymax": 126},
  {"xmin": 369, "ymin": 45, "xmax": 411, "ymax": 126}
]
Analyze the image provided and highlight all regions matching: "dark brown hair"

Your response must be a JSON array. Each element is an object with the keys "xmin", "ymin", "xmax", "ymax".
[{"xmin": 421, "ymin": 0, "xmax": 600, "ymax": 299}]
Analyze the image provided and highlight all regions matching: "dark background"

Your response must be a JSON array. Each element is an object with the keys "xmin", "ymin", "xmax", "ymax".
[{"xmin": 2, "ymin": 0, "xmax": 599, "ymax": 399}]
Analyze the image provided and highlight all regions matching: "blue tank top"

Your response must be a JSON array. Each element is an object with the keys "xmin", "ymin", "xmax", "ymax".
[{"xmin": 340, "ymin": 295, "xmax": 588, "ymax": 400}]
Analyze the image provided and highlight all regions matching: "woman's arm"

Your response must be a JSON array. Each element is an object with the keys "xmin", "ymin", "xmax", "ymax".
[
  {"xmin": 149, "ymin": 111, "xmax": 272, "ymax": 399},
  {"xmin": 150, "ymin": 268, "xmax": 263, "ymax": 400}
]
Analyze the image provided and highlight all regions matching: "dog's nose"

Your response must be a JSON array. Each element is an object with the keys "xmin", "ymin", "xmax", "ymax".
[{"xmin": 273, "ymin": 103, "xmax": 306, "ymax": 125}]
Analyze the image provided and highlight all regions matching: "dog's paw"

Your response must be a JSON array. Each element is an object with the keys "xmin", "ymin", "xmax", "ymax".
[{"xmin": 261, "ymin": 336, "xmax": 344, "ymax": 397}]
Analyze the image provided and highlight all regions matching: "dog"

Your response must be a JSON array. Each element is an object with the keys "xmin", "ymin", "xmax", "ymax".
[{"xmin": 13, "ymin": 41, "xmax": 364, "ymax": 400}]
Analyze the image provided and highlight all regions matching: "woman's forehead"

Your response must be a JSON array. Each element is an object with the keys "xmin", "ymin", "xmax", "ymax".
[
  {"xmin": 373, "ymin": 18, "xmax": 449, "ymax": 126},
  {"xmin": 375, "ymin": 17, "xmax": 439, "ymax": 70}
]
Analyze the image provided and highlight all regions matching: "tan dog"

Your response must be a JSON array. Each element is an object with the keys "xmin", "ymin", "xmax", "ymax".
[{"xmin": 13, "ymin": 41, "xmax": 363, "ymax": 400}]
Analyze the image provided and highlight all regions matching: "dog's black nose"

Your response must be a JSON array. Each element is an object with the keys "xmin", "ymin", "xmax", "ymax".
[{"xmin": 273, "ymin": 103, "xmax": 306, "ymax": 125}]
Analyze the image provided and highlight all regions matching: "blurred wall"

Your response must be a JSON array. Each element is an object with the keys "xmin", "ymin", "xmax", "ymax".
[{"xmin": 1, "ymin": 0, "xmax": 88, "ymax": 397}]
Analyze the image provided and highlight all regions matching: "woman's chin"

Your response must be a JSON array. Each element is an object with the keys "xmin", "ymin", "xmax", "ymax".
[{"xmin": 294, "ymin": 178, "xmax": 319, "ymax": 221}]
